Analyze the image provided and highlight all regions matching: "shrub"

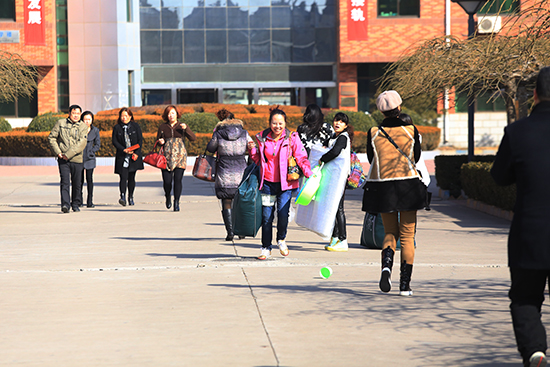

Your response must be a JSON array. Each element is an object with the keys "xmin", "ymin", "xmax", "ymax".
[
  {"xmin": 461, "ymin": 161, "xmax": 516, "ymax": 211},
  {"xmin": 27, "ymin": 112, "xmax": 65, "ymax": 132},
  {"xmin": 370, "ymin": 106, "xmax": 430, "ymax": 126},
  {"xmin": 180, "ymin": 112, "xmax": 219, "ymax": 133},
  {"xmin": 417, "ymin": 126, "xmax": 441, "ymax": 150},
  {"xmin": 434, "ymin": 155, "xmax": 495, "ymax": 197},
  {"xmin": 0, "ymin": 117, "xmax": 12, "ymax": 132}
]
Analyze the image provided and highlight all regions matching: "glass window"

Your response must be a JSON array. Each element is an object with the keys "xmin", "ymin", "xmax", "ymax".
[
  {"xmin": 250, "ymin": 29, "xmax": 270, "ymax": 62},
  {"xmin": 292, "ymin": 28, "xmax": 314, "ymax": 62},
  {"xmin": 140, "ymin": 6, "xmax": 161, "ymax": 29},
  {"xmin": 250, "ymin": 7, "xmax": 270, "ymax": 28},
  {"xmin": 0, "ymin": 0, "xmax": 15, "ymax": 20},
  {"xmin": 228, "ymin": 30, "xmax": 249, "ymax": 62},
  {"xmin": 184, "ymin": 30, "xmax": 205, "ymax": 62},
  {"xmin": 272, "ymin": 6, "xmax": 291, "ymax": 28},
  {"xmin": 178, "ymin": 89, "xmax": 217, "ymax": 103},
  {"xmin": 183, "ymin": 7, "xmax": 205, "ymax": 29},
  {"xmin": 228, "ymin": 7, "xmax": 248, "ymax": 29},
  {"xmin": 378, "ymin": 0, "xmax": 419, "ymax": 17},
  {"xmin": 314, "ymin": 28, "xmax": 335, "ymax": 62},
  {"xmin": 205, "ymin": 7, "xmax": 227, "ymax": 29},
  {"xmin": 223, "ymin": 89, "xmax": 253, "ymax": 104},
  {"xmin": 206, "ymin": 0, "xmax": 227, "ymax": 6},
  {"xmin": 250, "ymin": 0, "xmax": 270, "ymax": 6},
  {"xmin": 163, "ymin": 0, "xmax": 184, "ymax": 6},
  {"xmin": 272, "ymin": 29, "xmax": 290, "ymax": 62},
  {"xmin": 142, "ymin": 89, "xmax": 171, "ymax": 105},
  {"xmin": 454, "ymin": 91, "xmax": 507, "ymax": 112},
  {"xmin": 141, "ymin": 31, "xmax": 162, "ymax": 63},
  {"xmin": 206, "ymin": 30, "xmax": 227, "ymax": 63},
  {"xmin": 161, "ymin": 7, "xmax": 183, "ymax": 29},
  {"xmin": 479, "ymin": 0, "xmax": 519, "ymax": 14},
  {"xmin": 162, "ymin": 31, "xmax": 183, "ymax": 63},
  {"xmin": 141, "ymin": 0, "xmax": 161, "ymax": 7}
]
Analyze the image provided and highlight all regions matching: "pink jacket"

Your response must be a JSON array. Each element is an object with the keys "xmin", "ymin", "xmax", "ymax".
[{"xmin": 250, "ymin": 128, "xmax": 312, "ymax": 190}]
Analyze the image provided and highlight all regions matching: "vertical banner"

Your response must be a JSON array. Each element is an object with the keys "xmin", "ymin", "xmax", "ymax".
[
  {"xmin": 347, "ymin": 0, "xmax": 368, "ymax": 40},
  {"xmin": 24, "ymin": 0, "xmax": 45, "ymax": 45}
]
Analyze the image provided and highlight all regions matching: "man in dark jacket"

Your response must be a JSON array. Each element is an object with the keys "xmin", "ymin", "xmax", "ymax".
[
  {"xmin": 491, "ymin": 66, "xmax": 550, "ymax": 367},
  {"xmin": 48, "ymin": 105, "xmax": 87, "ymax": 213}
]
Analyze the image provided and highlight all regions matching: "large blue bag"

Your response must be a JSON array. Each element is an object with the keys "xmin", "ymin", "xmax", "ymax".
[{"xmin": 232, "ymin": 164, "xmax": 262, "ymax": 237}]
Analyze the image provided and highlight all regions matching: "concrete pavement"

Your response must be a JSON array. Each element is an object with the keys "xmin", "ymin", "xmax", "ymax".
[{"xmin": 0, "ymin": 166, "xmax": 538, "ymax": 366}]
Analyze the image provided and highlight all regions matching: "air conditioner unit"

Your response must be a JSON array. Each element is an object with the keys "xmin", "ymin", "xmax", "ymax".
[{"xmin": 478, "ymin": 15, "xmax": 502, "ymax": 34}]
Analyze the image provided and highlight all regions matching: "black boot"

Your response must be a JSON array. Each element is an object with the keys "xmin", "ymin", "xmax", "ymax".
[
  {"xmin": 221, "ymin": 209, "xmax": 234, "ymax": 241},
  {"xmin": 173, "ymin": 199, "xmax": 180, "ymax": 212},
  {"xmin": 119, "ymin": 193, "xmax": 126, "ymax": 206},
  {"xmin": 165, "ymin": 195, "xmax": 172, "ymax": 209},
  {"xmin": 128, "ymin": 197, "xmax": 135, "ymax": 206},
  {"xmin": 399, "ymin": 261, "xmax": 414, "ymax": 296},
  {"xmin": 379, "ymin": 247, "xmax": 394, "ymax": 293}
]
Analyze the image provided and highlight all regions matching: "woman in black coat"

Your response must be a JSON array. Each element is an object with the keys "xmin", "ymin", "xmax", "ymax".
[
  {"xmin": 206, "ymin": 108, "xmax": 251, "ymax": 241},
  {"xmin": 81, "ymin": 111, "xmax": 101, "ymax": 208},
  {"xmin": 112, "ymin": 107, "xmax": 144, "ymax": 206}
]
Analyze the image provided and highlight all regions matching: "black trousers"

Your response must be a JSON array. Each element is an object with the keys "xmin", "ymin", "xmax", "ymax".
[
  {"xmin": 509, "ymin": 267, "xmax": 550, "ymax": 363},
  {"xmin": 118, "ymin": 168, "xmax": 137, "ymax": 197},
  {"xmin": 161, "ymin": 168, "xmax": 185, "ymax": 200},
  {"xmin": 83, "ymin": 168, "xmax": 94, "ymax": 205},
  {"xmin": 332, "ymin": 192, "xmax": 346, "ymax": 240},
  {"xmin": 58, "ymin": 159, "xmax": 83, "ymax": 209}
]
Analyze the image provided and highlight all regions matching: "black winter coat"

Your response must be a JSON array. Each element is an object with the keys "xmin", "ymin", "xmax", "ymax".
[
  {"xmin": 112, "ymin": 121, "xmax": 144, "ymax": 174},
  {"xmin": 83, "ymin": 126, "xmax": 100, "ymax": 170},
  {"xmin": 491, "ymin": 101, "xmax": 550, "ymax": 269}
]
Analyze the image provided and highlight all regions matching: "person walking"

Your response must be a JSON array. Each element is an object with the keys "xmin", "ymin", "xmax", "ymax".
[
  {"xmin": 48, "ymin": 104, "xmax": 88, "ymax": 213},
  {"xmin": 156, "ymin": 105, "xmax": 196, "ymax": 212},
  {"xmin": 248, "ymin": 107, "xmax": 313, "ymax": 260},
  {"xmin": 491, "ymin": 66, "xmax": 550, "ymax": 367},
  {"xmin": 112, "ymin": 107, "xmax": 144, "ymax": 206},
  {"xmin": 206, "ymin": 108, "xmax": 251, "ymax": 241},
  {"xmin": 362, "ymin": 90, "xmax": 426, "ymax": 296},
  {"xmin": 297, "ymin": 104, "xmax": 334, "ymax": 155},
  {"xmin": 81, "ymin": 111, "xmax": 100, "ymax": 208},
  {"xmin": 321, "ymin": 112, "xmax": 352, "ymax": 252}
]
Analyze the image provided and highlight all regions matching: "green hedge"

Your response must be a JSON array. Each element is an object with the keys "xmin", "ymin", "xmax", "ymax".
[
  {"xmin": 324, "ymin": 110, "xmax": 377, "ymax": 132},
  {"xmin": 27, "ymin": 112, "xmax": 66, "ymax": 132},
  {"xmin": 461, "ymin": 161, "xmax": 516, "ymax": 211},
  {"xmin": 434, "ymin": 155, "xmax": 496, "ymax": 197},
  {"xmin": 0, "ymin": 117, "xmax": 12, "ymax": 132}
]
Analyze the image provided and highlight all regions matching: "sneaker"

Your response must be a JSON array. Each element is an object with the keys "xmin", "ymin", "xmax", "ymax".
[
  {"xmin": 379, "ymin": 268, "xmax": 392, "ymax": 293},
  {"xmin": 326, "ymin": 237, "xmax": 338, "ymax": 249},
  {"xmin": 278, "ymin": 240, "xmax": 289, "ymax": 256},
  {"xmin": 326, "ymin": 239, "xmax": 348, "ymax": 252},
  {"xmin": 399, "ymin": 289, "xmax": 413, "ymax": 296},
  {"xmin": 61, "ymin": 206, "xmax": 70, "ymax": 213},
  {"xmin": 528, "ymin": 352, "xmax": 547, "ymax": 367},
  {"xmin": 258, "ymin": 248, "xmax": 272, "ymax": 260}
]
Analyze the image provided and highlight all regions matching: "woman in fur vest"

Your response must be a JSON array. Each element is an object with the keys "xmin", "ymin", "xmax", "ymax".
[{"xmin": 207, "ymin": 109, "xmax": 252, "ymax": 241}]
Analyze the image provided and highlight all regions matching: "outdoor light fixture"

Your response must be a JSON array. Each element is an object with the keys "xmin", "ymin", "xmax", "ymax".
[{"xmin": 451, "ymin": 0, "xmax": 487, "ymax": 161}]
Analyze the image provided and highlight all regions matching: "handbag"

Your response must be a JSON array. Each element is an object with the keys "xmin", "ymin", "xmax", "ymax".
[
  {"xmin": 232, "ymin": 164, "xmax": 262, "ymax": 237},
  {"xmin": 192, "ymin": 148, "xmax": 217, "ymax": 182},
  {"xmin": 378, "ymin": 126, "xmax": 431, "ymax": 210},
  {"xmin": 287, "ymin": 134, "xmax": 301, "ymax": 181},
  {"xmin": 347, "ymin": 151, "xmax": 367, "ymax": 189},
  {"xmin": 143, "ymin": 142, "xmax": 167, "ymax": 170}
]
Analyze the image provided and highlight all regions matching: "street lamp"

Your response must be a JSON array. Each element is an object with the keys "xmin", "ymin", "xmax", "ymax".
[{"xmin": 451, "ymin": 0, "xmax": 487, "ymax": 162}]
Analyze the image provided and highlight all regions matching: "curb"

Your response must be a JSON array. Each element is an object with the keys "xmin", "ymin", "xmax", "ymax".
[{"xmin": 438, "ymin": 189, "xmax": 513, "ymax": 221}]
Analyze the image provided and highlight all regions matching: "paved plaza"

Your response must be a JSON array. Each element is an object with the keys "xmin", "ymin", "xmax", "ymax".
[{"xmin": 0, "ymin": 165, "xmax": 541, "ymax": 366}]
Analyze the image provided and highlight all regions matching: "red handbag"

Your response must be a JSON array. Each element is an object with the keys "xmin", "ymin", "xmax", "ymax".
[{"xmin": 143, "ymin": 142, "xmax": 167, "ymax": 170}]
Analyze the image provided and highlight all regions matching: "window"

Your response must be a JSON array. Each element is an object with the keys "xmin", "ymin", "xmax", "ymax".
[
  {"xmin": 455, "ymin": 91, "xmax": 506, "ymax": 113},
  {"xmin": 0, "ymin": 91, "xmax": 38, "ymax": 118},
  {"xmin": 479, "ymin": 0, "xmax": 519, "ymax": 14},
  {"xmin": 378, "ymin": 0, "xmax": 420, "ymax": 17},
  {"xmin": 0, "ymin": 0, "xmax": 15, "ymax": 21}
]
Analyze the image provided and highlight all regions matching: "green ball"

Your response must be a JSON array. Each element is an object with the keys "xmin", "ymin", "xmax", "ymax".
[{"xmin": 320, "ymin": 267, "xmax": 333, "ymax": 279}]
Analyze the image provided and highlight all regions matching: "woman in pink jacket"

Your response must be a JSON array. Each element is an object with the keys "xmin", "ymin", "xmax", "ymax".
[{"xmin": 248, "ymin": 107, "xmax": 313, "ymax": 260}]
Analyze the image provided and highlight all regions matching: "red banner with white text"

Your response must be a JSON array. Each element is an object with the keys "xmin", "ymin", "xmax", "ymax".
[
  {"xmin": 347, "ymin": 0, "xmax": 368, "ymax": 40},
  {"xmin": 24, "ymin": 0, "xmax": 45, "ymax": 45}
]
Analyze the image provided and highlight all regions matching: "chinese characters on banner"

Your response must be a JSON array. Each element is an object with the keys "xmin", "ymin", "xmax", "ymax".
[
  {"xmin": 24, "ymin": 0, "xmax": 45, "ymax": 45},
  {"xmin": 348, "ymin": 0, "xmax": 368, "ymax": 40}
]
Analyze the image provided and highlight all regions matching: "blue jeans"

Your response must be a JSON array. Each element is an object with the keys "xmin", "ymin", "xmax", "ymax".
[{"xmin": 260, "ymin": 181, "xmax": 294, "ymax": 250}]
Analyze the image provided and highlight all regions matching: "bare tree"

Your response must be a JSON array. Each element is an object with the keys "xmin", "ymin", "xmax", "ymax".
[
  {"xmin": 0, "ymin": 50, "xmax": 38, "ymax": 103},
  {"xmin": 378, "ymin": 0, "xmax": 550, "ymax": 124}
]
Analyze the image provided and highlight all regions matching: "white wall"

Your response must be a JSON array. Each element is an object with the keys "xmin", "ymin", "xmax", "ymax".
[
  {"xmin": 67, "ymin": 0, "xmax": 141, "ymax": 113},
  {"xmin": 437, "ymin": 112, "xmax": 507, "ymax": 147}
]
